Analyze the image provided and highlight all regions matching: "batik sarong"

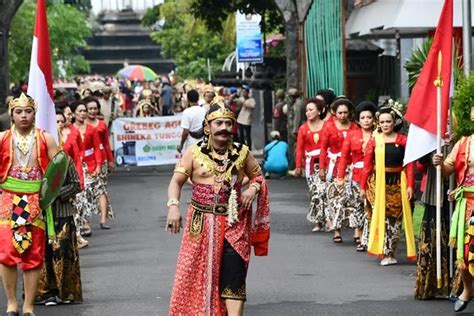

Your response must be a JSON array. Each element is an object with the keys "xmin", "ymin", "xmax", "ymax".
[
  {"xmin": 36, "ymin": 216, "xmax": 82, "ymax": 303},
  {"xmin": 306, "ymin": 165, "xmax": 327, "ymax": 227},
  {"xmin": 326, "ymin": 180, "xmax": 364, "ymax": 230}
]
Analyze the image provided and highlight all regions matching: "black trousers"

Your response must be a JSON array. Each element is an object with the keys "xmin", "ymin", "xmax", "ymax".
[{"xmin": 238, "ymin": 124, "xmax": 252, "ymax": 149}]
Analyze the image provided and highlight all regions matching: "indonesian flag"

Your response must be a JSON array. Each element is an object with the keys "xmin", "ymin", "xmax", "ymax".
[
  {"xmin": 403, "ymin": 0, "xmax": 453, "ymax": 165},
  {"xmin": 27, "ymin": 0, "xmax": 57, "ymax": 143}
]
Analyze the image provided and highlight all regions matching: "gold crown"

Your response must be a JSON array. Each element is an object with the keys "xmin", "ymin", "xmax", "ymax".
[
  {"xmin": 206, "ymin": 96, "xmax": 235, "ymax": 121},
  {"xmin": 8, "ymin": 93, "xmax": 37, "ymax": 112}
]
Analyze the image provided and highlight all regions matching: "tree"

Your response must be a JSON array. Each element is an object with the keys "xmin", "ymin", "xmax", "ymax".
[
  {"xmin": 0, "ymin": 0, "xmax": 23, "ymax": 111},
  {"xmin": 8, "ymin": 1, "xmax": 91, "ymax": 84},
  {"xmin": 190, "ymin": 0, "xmax": 298, "ymax": 90},
  {"xmin": 147, "ymin": 0, "xmax": 234, "ymax": 80}
]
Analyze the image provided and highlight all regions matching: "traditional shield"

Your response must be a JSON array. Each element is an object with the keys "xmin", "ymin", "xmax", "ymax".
[{"xmin": 40, "ymin": 150, "xmax": 69, "ymax": 210}]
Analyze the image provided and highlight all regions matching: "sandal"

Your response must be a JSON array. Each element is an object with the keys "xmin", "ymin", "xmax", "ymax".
[
  {"xmin": 353, "ymin": 237, "xmax": 361, "ymax": 245},
  {"xmin": 333, "ymin": 236, "xmax": 343, "ymax": 243},
  {"xmin": 356, "ymin": 243, "xmax": 366, "ymax": 252}
]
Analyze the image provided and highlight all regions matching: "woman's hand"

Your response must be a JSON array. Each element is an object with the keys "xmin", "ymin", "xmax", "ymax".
[
  {"xmin": 360, "ymin": 189, "xmax": 366, "ymax": 200},
  {"xmin": 294, "ymin": 168, "xmax": 302, "ymax": 177},
  {"xmin": 241, "ymin": 187, "xmax": 257, "ymax": 210},
  {"xmin": 432, "ymin": 153, "xmax": 444, "ymax": 166},
  {"xmin": 407, "ymin": 187, "xmax": 414, "ymax": 201},
  {"xmin": 166, "ymin": 205, "xmax": 182, "ymax": 234},
  {"xmin": 336, "ymin": 178, "xmax": 345, "ymax": 188},
  {"xmin": 319, "ymin": 169, "xmax": 326, "ymax": 182},
  {"xmin": 108, "ymin": 161, "xmax": 115, "ymax": 172}
]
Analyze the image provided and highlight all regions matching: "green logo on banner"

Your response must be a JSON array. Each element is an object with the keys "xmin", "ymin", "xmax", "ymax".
[{"xmin": 143, "ymin": 145, "xmax": 151, "ymax": 153}]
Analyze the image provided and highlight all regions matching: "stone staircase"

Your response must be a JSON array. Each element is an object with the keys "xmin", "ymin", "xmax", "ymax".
[{"xmin": 83, "ymin": 9, "xmax": 174, "ymax": 76}]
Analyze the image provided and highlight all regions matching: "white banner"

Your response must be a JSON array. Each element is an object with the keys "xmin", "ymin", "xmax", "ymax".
[{"xmin": 112, "ymin": 115, "xmax": 182, "ymax": 167}]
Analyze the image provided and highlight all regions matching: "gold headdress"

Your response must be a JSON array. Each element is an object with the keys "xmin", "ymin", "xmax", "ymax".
[
  {"xmin": 8, "ymin": 93, "xmax": 37, "ymax": 112},
  {"xmin": 205, "ymin": 96, "xmax": 235, "ymax": 122}
]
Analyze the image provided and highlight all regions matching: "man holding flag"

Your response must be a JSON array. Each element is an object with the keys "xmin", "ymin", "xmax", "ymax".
[{"xmin": 0, "ymin": 1, "xmax": 59, "ymax": 315}]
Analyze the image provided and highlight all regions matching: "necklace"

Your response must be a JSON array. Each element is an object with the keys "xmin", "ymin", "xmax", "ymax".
[
  {"xmin": 13, "ymin": 127, "xmax": 35, "ymax": 179},
  {"xmin": 14, "ymin": 127, "xmax": 34, "ymax": 156}
]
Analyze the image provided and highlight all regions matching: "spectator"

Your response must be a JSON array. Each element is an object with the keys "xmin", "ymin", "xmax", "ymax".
[
  {"xmin": 160, "ymin": 79, "xmax": 173, "ymax": 116},
  {"xmin": 263, "ymin": 131, "xmax": 288, "ymax": 178},
  {"xmin": 236, "ymin": 85, "xmax": 256, "ymax": 149},
  {"xmin": 272, "ymin": 89, "xmax": 287, "ymax": 142},
  {"xmin": 178, "ymin": 89, "xmax": 207, "ymax": 153}
]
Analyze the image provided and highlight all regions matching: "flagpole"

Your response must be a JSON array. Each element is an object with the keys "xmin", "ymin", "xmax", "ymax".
[{"xmin": 434, "ymin": 51, "xmax": 443, "ymax": 289}]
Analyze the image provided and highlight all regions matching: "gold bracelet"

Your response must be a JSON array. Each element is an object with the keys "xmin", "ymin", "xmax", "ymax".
[
  {"xmin": 167, "ymin": 198, "xmax": 180, "ymax": 207},
  {"xmin": 174, "ymin": 166, "xmax": 190, "ymax": 177},
  {"xmin": 250, "ymin": 182, "xmax": 261, "ymax": 193},
  {"xmin": 444, "ymin": 157, "xmax": 454, "ymax": 166}
]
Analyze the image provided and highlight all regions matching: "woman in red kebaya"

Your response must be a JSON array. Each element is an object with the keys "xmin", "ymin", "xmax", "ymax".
[
  {"xmin": 70, "ymin": 101, "xmax": 102, "ymax": 238},
  {"xmin": 295, "ymin": 98, "xmax": 327, "ymax": 232},
  {"xmin": 335, "ymin": 101, "xmax": 377, "ymax": 251},
  {"xmin": 84, "ymin": 96, "xmax": 115, "ymax": 229},
  {"xmin": 319, "ymin": 98, "xmax": 358, "ymax": 243},
  {"xmin": 56, "ymin": 108, "xmax": 84, "ymax": 189}
]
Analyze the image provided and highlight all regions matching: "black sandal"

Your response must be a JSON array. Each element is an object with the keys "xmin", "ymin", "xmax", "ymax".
[
  {"xmin": 353, "ymin": 237, "xmax": 361, "ymax": 245},
  {"xmin": 333, "ymin": 236, "xmax": 343, "ymax": 243},
  {"xmin": 356, "ymin": 243, "xmax": 366, "ymax": 252}
]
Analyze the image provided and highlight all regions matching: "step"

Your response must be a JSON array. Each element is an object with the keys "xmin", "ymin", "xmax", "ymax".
[
  {"xmin": 88, "ymin": 34, "xmax": 156, "ymax": 46},
  {"xmin": 83, "ymin": 46, "xmax": 165, "ymax": 60},
  {"xmin": 101, "ymin": 23, "xmax": 148, "ymax": 33}
]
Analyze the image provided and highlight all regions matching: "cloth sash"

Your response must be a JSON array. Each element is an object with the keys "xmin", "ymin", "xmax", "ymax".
[
  {"xmin": 327, "ymin": 151, "xmax": 341, "ymax": 181},
  {"xmin": 1, "ymin": 176, "xmax": 55, "ymax": 250},
  {"xmin": 450, "ymin": 186, "xmax": 474, "ymax": 267},
  {"xmin": 367, "ymin": 134, "xmax": 416, "ymax": 260},
  {"xmin": 305, "ymin": 149, "xmax": 320, "ymax": 176}
]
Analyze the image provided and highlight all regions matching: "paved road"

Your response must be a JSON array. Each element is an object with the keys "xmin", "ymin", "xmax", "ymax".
[{"xmin": 0, "ymin": 167, "xmax": 460, "ymax": 315}]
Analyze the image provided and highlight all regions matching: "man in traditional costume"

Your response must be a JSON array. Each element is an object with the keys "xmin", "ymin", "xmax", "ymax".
[
  {"xmin": 166, "ymin": 97, "xmax": 270, "ymax": 315},
  {"xmin": 433, "ymin": 106, "xmax": 474, "ymax": 312},
  {"xmin": 0, "ymin": 93, "xmax": 58, "ymax": 316}
]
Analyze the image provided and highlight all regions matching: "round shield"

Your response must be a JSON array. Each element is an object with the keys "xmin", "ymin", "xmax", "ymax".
[{"xmin": 40, "ymin": 150, "xmax": 69, "ymax": 210}]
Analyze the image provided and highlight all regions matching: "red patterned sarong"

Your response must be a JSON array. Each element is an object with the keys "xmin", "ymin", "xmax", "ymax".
[{"xmin": 169, "ymin": 177, "xmax": 269, "ymax": 315}]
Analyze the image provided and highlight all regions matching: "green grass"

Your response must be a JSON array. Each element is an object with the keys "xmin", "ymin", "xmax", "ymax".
[{"xmin": 412, "ymin": 202, "xmax": 425, "ymax": 239}]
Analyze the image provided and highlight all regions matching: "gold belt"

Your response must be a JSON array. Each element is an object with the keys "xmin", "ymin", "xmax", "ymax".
[
  {"xmin": 191, "ymin": 199, "xmax": 228, "ymax": 215},
  {"xmin": 385, "ymin": 166, "xmax": 404, "ymax": 173}
]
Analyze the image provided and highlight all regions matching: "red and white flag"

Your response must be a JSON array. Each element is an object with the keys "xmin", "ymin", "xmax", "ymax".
[
  {"xmin": 27, "ymin": 0, "xmax": 57, "ymax": 143},
  {"xmin": 403, "ymin": 0, "xmax": 453, "ymax": 165}
]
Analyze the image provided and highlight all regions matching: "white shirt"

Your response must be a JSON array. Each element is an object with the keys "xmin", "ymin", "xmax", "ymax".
[{"xmin": 181, "ymin": 105, "xmax": 207, "ymax": 150}]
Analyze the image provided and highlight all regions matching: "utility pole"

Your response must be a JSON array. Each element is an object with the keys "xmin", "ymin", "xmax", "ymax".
[{"xmin": 463, "ymin": 0, "xmax": 472, "ymax": 76}]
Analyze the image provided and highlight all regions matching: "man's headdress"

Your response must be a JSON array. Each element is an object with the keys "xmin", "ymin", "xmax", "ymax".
[
  {"xmin": 205, "ymin": 96, "xmax": 235, "ymax": 122},
  {"xmin": 8, "ymin": 93, "xmax": 37, "ymax": 112}
]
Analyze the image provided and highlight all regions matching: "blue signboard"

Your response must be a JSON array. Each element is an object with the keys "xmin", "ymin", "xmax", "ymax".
[{"xmin": 236, "ymin": 12, "xmax": 263, "ymax": 63}]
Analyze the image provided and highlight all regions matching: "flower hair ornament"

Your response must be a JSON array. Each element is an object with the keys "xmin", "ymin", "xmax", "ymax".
[{"xmin": 375, "ymin": 99, "xmax": 404, "ymax": 128}]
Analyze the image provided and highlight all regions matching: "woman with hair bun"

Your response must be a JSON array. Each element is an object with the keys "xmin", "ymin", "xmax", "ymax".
[
  {"xmin": 295, "ymin": 98, "xmax": 327, "ymax": 231},
  {"xmin": 360, "ymin": 104, "xmax": 416, "ymax": 266},
  {"xmin": 335, "ymin": 101, "xmax": 378, "ymax": 251},
  {"xmin": 319, "ymin": 98, "xmax": 358, "ymax": 242}
]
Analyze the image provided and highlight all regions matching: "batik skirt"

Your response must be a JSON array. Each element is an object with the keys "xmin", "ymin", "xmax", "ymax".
[
  {"xmin": 368, "ymin": 180, "xmax": 403, "ymax": 257},
  {"xmin": 414, "ymin": 204, "xmax": 461, "ymax": 299},
  {"xmin": 36, "ymin": 216, "xmax": 82, "ymax": 303},
  {"xmin": 326, "ymin": 180, "xmax": 364, "ymax": 230},
  {"xmin": 305, "ymin": 165, "xmax": 327, "ymax": 227},
  {"xmin": 82, "ymin": 163, "xmax": 114, "ymax": 221}
]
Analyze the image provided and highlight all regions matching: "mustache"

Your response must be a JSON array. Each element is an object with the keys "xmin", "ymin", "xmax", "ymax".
[{"xmin": 214, "ymin": 130, "xmax": 231, "ymax": 136}]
